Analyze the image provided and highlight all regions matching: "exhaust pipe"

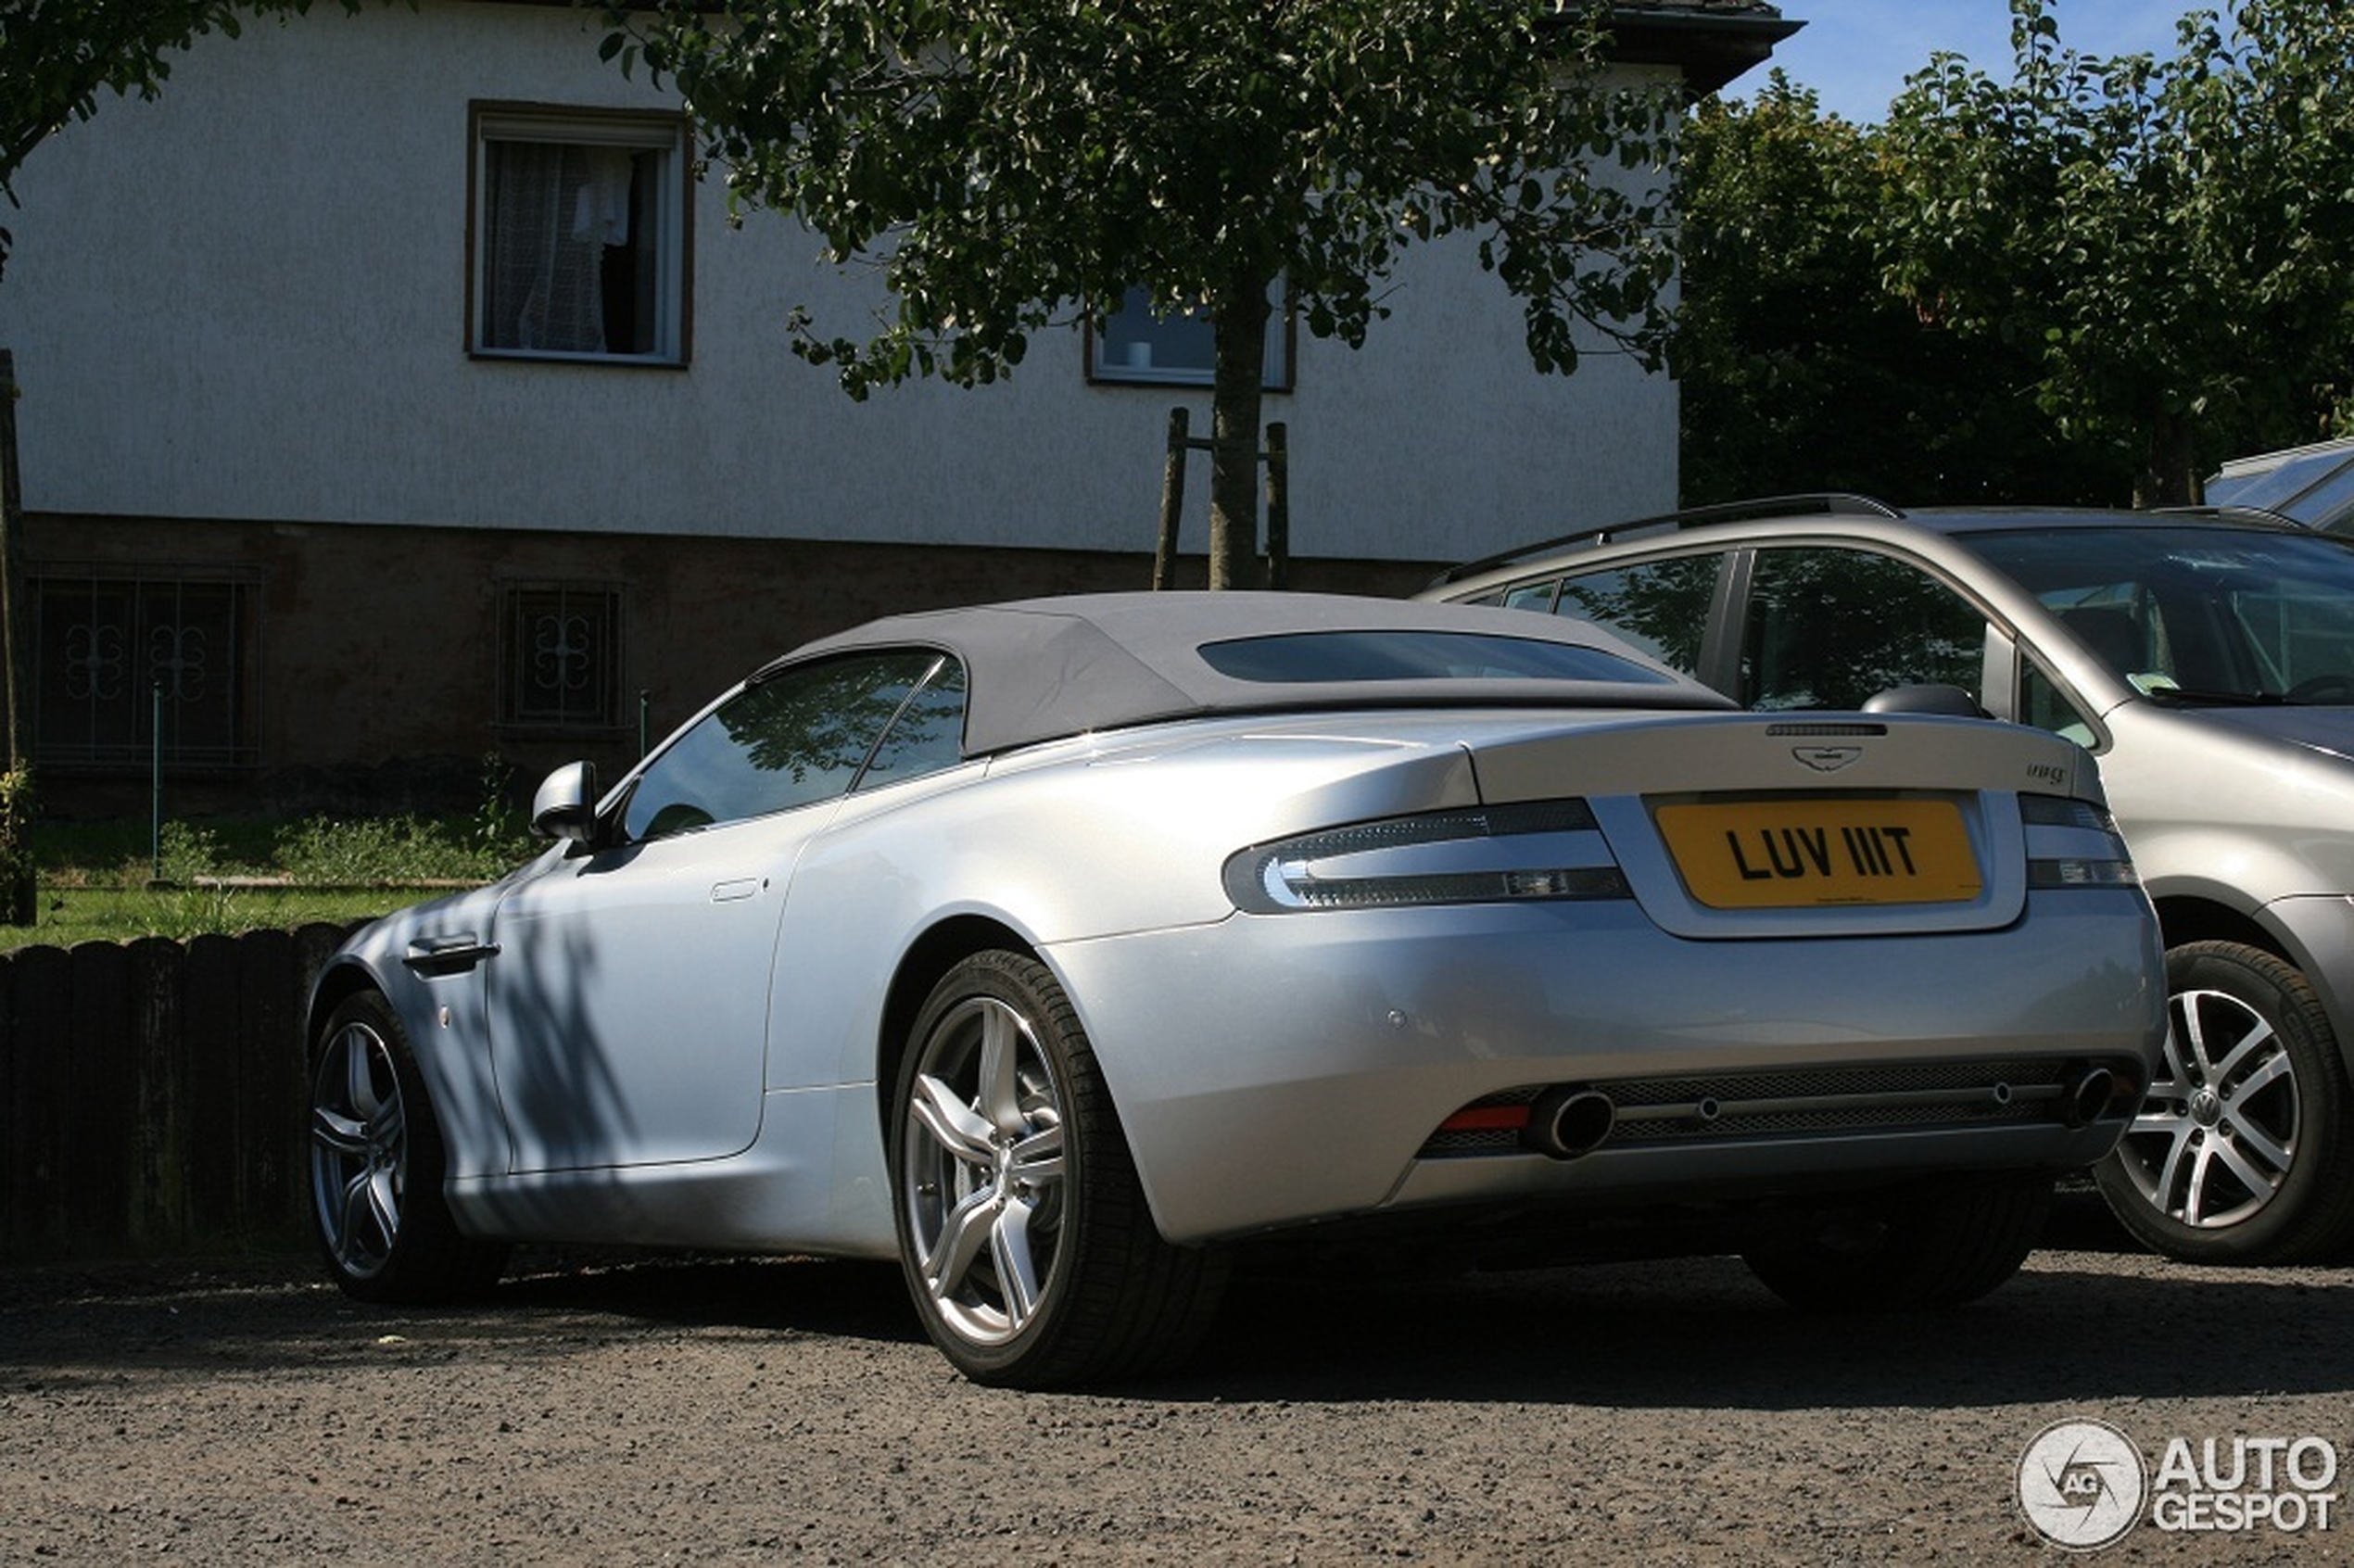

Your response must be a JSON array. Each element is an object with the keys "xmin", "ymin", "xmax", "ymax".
[
  {"xmin": 2064, "ymin": 1066, "xmax": 2117, "ymax": 1128},
  {"xmin": 1525, "ymin": 1086, "xmax": 1616, "ymax": 1160}
]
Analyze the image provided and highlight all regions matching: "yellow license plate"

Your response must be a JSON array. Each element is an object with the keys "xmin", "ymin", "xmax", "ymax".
[{"xmin": 1653, "ymin": 798, "xmax": 1982, "ymax": 909}]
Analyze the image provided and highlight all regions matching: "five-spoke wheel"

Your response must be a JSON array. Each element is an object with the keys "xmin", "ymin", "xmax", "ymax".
[
  {"xmin": 900, "ymin": 988, "xmax": 1070, "ymax": 1347},
  {"xmin": 310, "ymin": 1008, "xmax": 411, "ymax": 1283},
  {"xmin": 307, "ymin": 992, "xmax": 506, "ymax": 1302},
  {"xmin": 892, "ymin": 951, "xmax": 1226, "ymax": 1386}
]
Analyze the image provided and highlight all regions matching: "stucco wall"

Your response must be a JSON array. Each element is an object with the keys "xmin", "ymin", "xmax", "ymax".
[{"xmin": 0, "ymin": 1, "xmax": 1678, "ymax": 567}]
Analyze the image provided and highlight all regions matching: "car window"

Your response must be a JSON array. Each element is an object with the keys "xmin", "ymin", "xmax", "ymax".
[
  {"xmin": 1742, "ymin": 547, "xmax": 1990, "ymax": 711},
  {"xmin": 854, "ymin": 658, "xmax": 968, "ymax": 791},
  {"xmin": 1196, "ymin": 629, "xmax": 1682, "ymax": 685},
  {"xmin": 1550, "ymin": 556, "xmax": 1721, "ymax": 676},
  {"xmin": 2018, "ymin": 654, "xmax": 2099, "ymax": 746},
  {"xmin": 623, "ymin": 651, "xmax": 943, "ymax": 840},
  {"xmin": 1972, "ymin": 525, "xmax": 2354, "ymax": 702}
]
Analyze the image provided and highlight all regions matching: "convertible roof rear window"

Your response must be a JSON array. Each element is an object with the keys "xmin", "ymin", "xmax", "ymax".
[{"xmin": 1197, "ymin": 630, "xmax": 1679, "ymax": 686}]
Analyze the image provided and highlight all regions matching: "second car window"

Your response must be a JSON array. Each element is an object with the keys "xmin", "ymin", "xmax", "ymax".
[{"xmin": 1741, "ymin": 548, "xmax": 1992, "ymax": 711}]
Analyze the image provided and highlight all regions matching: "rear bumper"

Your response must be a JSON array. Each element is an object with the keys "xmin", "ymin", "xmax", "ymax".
[{"xmin": 1045, "ymin": 892, "xmax": 2166, "ymax": 1244}]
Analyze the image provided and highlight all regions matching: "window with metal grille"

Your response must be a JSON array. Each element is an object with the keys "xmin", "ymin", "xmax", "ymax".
[
  {"xmin": 32, "ymin": 575, "xmax": 258, "ymax": 769},
  {"xmin": 502, "ymin": 585, "xmax": 625, "ymax": 729}
]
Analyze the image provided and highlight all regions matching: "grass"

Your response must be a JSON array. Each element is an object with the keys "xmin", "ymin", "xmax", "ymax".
[
  {"xmin": 6, "ymin": 800, "xmax": 539, "ymax": 955},
  {"xmin": 10, "ymin": 883, "xmax": 438, "ymax": 952}
]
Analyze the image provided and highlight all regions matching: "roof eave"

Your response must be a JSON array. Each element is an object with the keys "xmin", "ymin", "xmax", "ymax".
[{"xmin": 1608, "ymin": 6, "xmax": 1803, "ymax": 97}]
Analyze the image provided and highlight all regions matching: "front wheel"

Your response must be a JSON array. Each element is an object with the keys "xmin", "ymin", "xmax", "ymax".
[
  {"xmin": 891, "ymin": 951, "xmax": 1226, "ymax": 1387},
  {"xmin": 1742, "ymin": 1176, "xmax": 2053, "ymax": 1310},
  {"xmin": 308, "ymin": 991, "xmax": 507, "ymax": 1303},
  {"xmin": 2094, "ymin": 941, "xmax": 2354, "ymax": 1264}
]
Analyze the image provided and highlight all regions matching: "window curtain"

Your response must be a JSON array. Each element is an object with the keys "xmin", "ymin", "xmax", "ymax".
[{"xmin": 484, "ymin": 143, "xmax": 627, "ymax": 353}]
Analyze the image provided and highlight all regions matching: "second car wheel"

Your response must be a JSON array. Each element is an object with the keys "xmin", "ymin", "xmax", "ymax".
[
  {"xmin": 891, "ymin": 950, "xmax": 1228, "ymax": 1388},
  {"xmin": 2095, "ymin": 940, "xmax": 2354, "ymax": 1264}
]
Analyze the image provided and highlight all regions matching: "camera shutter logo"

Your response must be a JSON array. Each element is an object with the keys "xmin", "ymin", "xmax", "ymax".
[{"xmin": 2020, "ymin": 1420, "xmax": 2146, "ymax": 1549}]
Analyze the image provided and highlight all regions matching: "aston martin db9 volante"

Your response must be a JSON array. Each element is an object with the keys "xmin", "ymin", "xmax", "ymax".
[{"xmin": 308, "ymin": 592, "xmax": 2164, "ymax": 1386}]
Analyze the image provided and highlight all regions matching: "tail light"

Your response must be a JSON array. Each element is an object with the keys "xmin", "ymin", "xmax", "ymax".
[
  {"xmin": 1222, "ymin": 801, "xmax": 1629, "ymax": 913},
  {"xmin": 2021, "ymin": 794, "xmax": 2140, "ymax": 890}
]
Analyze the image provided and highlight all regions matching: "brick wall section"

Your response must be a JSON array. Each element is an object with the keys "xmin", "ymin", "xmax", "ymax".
[{"xmin": 29, "ymin": 512, "xmax": 1438, "ymax": 818}]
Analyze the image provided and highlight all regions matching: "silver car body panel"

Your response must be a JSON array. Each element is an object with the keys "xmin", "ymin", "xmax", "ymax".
[
  {"xmin": 323, "ymin": 689, "xmax": 2162, "ymax": 1253},
  {"xmin": 2093, "ymin": 704, "xmax": 2354, "ymax": 1048}
]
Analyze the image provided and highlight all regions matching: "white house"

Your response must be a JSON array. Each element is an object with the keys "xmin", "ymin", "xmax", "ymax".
[{"xmin": 0, "ymin": 0, "xmax": 1793, "ymax": 802}]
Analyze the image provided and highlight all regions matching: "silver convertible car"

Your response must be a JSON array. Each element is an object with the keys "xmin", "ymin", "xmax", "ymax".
[{"xmin": 307, "ymin": 592, "xmax": 2164, "ymax": 1386}]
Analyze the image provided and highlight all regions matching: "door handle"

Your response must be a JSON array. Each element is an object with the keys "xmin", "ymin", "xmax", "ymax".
[{"xmin": 403, "ymin": 933, "xmax": 500, "ymax": 975}]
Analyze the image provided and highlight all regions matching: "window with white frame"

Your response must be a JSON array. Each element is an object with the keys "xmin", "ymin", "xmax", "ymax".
[
  {"xmin": 501, "ymin": 584, "xmax": 626, "ymax": 731},
  {"xmin": 470, "ymin": 105, "xmax": 690, "ymax": 364},
  {"xmin": 1088, "ymin": 282, "xmax": 1293, "ymax": 390}
]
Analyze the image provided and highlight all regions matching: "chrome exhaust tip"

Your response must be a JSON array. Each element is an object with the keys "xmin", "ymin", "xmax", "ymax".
[
  {"xmin": 1526, "ymin": 1087, "xmax": 1616, "ymax": 1160},
  {"xmin": 2065, "ymin": 1065, "xmax": 2117, "ymax": 1128}
]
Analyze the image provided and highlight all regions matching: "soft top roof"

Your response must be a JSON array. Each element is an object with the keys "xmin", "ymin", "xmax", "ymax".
[{"xmin": 775, "ymin": 590, "xmax": 1729, "ymax": 756}]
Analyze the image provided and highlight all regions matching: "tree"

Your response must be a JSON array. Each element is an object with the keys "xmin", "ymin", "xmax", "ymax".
[
  {"xmin": 1876, "ymin": 0, "xmax": 2354, "ymax": 505},
  {"xmin": 1675, "ymin": 74, "xmax": 2133, "ymax": 506},
  {"xmin": 601, "ymin": 0, "xmax": 1681, "ymax": 586}
]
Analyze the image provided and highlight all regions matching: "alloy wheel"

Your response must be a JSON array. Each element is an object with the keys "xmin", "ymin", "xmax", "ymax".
[
  {"xmin": 310, "ymin": 1018, "xmax": 409, "ymax": 1281},
  {"xmin": 900, "ymin": 993, "xmax": 1069, "ymax": 1346},
  {"xmin": 2113, "ymin": 984, "xmax": 2299, "ymax": 1231}
]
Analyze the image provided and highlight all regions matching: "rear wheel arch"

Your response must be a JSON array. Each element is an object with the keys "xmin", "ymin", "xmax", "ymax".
[
  {"xmin": 2151, "ymin": 893, "xmax": 2280, "ymax": 961},
  {"xmin": 877, "ymin": 917, "xmax": 1041, "ymax": 1144},
  {"xmin": 885, "ymin": 946, "xmax": 1228, "ymax": 1385},
  {"xmin": 2153, "ymin": 892, "xmax": 2354, "ymax": 1074}
]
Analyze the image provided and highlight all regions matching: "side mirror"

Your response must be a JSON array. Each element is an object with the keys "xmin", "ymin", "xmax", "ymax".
[
  {"xmin": 1861, "ymin": 683, "xmax": 1988, "ymax": 719},
  {"xmin": 530, "ymin": 761, "xmax": 600, "ymax": 842}
]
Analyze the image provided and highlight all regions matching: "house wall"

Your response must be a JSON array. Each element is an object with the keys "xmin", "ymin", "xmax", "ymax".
[
  {"xmin": 0, "ymin": 0, "xmax": 1687, "ymax": 795},
  {"xmin": 0, "ymin": 0, "xmax": 1677, "ymax": 562},
  {"xmin": 25, "ymin": 512, "xmax": 1435, "ymax": 813}
]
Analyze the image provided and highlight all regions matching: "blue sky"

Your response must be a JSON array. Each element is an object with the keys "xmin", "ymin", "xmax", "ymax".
[{"xmin": 1755, "ymin": 2, "xmax": 2192, "ymax": 123}]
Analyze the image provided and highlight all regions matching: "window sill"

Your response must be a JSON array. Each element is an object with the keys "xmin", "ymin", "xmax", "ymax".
[{"xmin": 468, "ymin": 348, "xmax": 689, "ymax": 371}]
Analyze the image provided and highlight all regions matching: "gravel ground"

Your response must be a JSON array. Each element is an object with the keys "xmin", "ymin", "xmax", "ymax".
[{"xmin": 5, "ymin": 1198, "xmax": 2351, "ymax": 1565}]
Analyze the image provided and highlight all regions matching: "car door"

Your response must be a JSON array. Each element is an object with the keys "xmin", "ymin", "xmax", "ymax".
[{"xmin": 485, "ymin": 650, "xmax": 949, "ymax": 1172}]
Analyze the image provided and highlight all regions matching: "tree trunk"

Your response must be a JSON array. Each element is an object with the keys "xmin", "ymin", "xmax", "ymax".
[
  {"xmin": 0, "ymin": 351, "xmax": 34, "ymax": 925},
  {"xmin": 1206, "ymin": 276, "xmax": 1274, "ymax": 590},
  {"xmin": 2134, "ymin": 404, "xmax": 2199, "ymax": 510}
]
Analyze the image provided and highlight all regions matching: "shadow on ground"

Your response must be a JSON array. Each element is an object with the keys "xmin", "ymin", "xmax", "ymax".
[{"xmin": 6, "ymin": 1192, "xmax": 2343, "ymax": 1410}]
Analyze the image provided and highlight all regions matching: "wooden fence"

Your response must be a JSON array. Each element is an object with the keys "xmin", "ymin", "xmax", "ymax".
[{"xmin": 0, "ymin": 923, "xmax": 356, "ymax": 1262}]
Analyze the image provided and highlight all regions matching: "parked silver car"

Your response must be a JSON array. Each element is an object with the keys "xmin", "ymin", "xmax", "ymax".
[
  {"xmin": 308, "ymin": 591, "xmax": 2161, "ymax": 1385},
  {"xmin": 1429, "ymin": 497, "xmax": 2354, "ymax": 1264}
]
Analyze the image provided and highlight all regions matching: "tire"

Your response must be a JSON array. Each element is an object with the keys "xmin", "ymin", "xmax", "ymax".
[
  {"xmin": 1741, "ymin": 1176, "xmax": 2052, "ymax": 1310},
  {"xmin": 307, "ymin": 991, "xmax": 508, "ymax": 1303},
  {"xmin": 2094, "ymin": 941, "xmax": 2354, "ymax": 1265},
  {"xmin": 891, "ymin": 951, "xmax": 1227, "ymax": 1388}
]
